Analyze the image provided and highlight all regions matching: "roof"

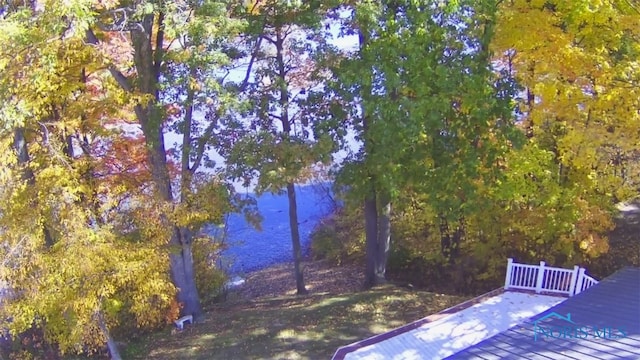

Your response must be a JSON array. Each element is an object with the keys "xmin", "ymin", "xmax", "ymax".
[
  {"xmin": 447, "ymin": 267, "xmax": 640, "ymax": 359},
  {"xmin": 332, "ymin": 289, "xmax": 565, "ymax": 360}
]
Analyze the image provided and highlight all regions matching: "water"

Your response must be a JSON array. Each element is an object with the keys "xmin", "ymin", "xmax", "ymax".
[{"xmin": 208, "ymin": 184, "xmax": 335, "ymax": 275}]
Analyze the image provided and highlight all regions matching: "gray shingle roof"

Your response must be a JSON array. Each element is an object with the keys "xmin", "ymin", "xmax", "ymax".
[{"xmin": 447, "ymin": 267, "xmax": 640, "ymax": 359}]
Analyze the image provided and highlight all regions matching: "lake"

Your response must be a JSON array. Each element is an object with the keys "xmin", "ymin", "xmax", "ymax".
[{"xmin": 207, "ymin": 184, "xmax": 335, "ymax": 275}]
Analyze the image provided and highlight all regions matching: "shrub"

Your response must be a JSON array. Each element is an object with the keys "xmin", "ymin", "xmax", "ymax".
[
  {"xmin": 310, "ymin": 204, "xmax": 365, "ymax": 265},
  {"xmin": 192, "ymin": 236, "xmax": 227, "ymax": 303}
]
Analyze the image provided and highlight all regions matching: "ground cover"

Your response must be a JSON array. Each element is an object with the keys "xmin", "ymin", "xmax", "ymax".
[{"xmin": 122, "ymin": 261, "xmax": 469, "ymax": 360}]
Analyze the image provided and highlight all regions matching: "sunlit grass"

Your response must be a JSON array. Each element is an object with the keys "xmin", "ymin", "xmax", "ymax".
[{"xmin": 121, "ymin": 285, "xmax": 469, "ymax": 360}]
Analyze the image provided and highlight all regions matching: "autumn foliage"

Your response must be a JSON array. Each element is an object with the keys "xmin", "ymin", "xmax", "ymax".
[
  {"xmin": 0, "ymin": 1, "xmax": 205, "ymax": 357},
  {"xmin": 312, "ymin": 0, "xmax": 639, "ymax": 293},
  {"xmin": 0, "ymin": 0, "xmax": 638, "ymax": 357}
]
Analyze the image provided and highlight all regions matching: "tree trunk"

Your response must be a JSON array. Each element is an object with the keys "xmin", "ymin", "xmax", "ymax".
[
  {"xmin": 439, "ymin": 216, "xmax": 452, "ymax": 262},
  {"xmin": 170, "ymin": 229, "xmax": 202, "ymax": 317},
  {"xmin": 375, "ymin": 196, "xmax": 391, "ymax": 284},
  {"xmin": 358, "ymin": 16, "xmax": 383, "ymax": 290},
  {"xmin": 13, "ymin": 127, "xmax": 55, "ymax": 246},
  {"xmin": 287, "ymin": 183, "xmax": 308, "ymax": 295},
  {"xmin": 96, "ymin": 311, "xmax": 121, "ymax": 360},
  {"xmin": 363, "ymin": 191, "xmax": 378, "ymax": 289},
  {"xmin": 135, "ymin": 102, "xmax": 202, "ymax": 318},
  {"xmin": 451, "ymin": 217, "xmax": 464, "ymax": 261},
  {"xmin": 526, "ymin": 64, "xmax": 535, "ymax": 139},
  {"xmin": 274, "ymin": 26, "xmax": 307, "ymax": 295},
  {"xmin": 440, "ymin": 216, "xmax": 464, "ymax": 264},
  {"xmin": 127, "ymin": 17, "xmax": 202, "ymax": 319},
  {"xmin": 13, "ymin": 127, "xmax": 34, "ymax": 182}
]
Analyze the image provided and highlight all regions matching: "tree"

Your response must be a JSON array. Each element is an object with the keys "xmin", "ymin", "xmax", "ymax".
[
  {"xmin": 325, "ymin": 0, "xmax": 394, "ymax": 289},
  {"xmin": 380, "ymin": 0, "xmax": 637, "ymax": 278},
  {"xmin": 330, "ymin": 0, "xmax": 519, "ymax": 287},
  {"xmin": 493, "ymin": 0, "xmax": 640, "ymax": 202},
  {"xmin": 487, "ymin": 0, "xmax": 640, "ymax": 260},
  {"xmin": 0, "ymin": 2, "xmax": 177, "ymax": 358},
  {"xmin": 87, "ymin": 0, "xmax": 245, "ymax": 318},
  {"xmin": 223, "ymin": 0, "xmax": 335, "ymax": 295}
]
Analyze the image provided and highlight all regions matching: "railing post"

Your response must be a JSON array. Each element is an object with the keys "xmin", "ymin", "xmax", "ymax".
[
  {"xmin": 569, "ymin": 265, "xmax": 579, "ymax": 296},
  {"xmin": 505, "ymin": 258, "xmax": 513, "ymax": 289},
  {"xmin": 535, "ymin": 261, "xmax": 546, "ymax": 293},
  {"xmin": 575, "ymin": 268, "xmax": 586, "ymax": 295}
]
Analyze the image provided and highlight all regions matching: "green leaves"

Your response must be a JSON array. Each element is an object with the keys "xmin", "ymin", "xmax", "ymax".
[
  {"xmin": 0, "ymin": 0, "xmax": 634, "ymax": 354},
  {"xmin": 334, "ymin": 0, "xmax": 518, "ymax": 217},
  {"xmin": 222, "ymin": 0, "xmax": 335, "ymax": 194},
  {"xmin": 324, "ymin": 0, "xmax": 622, "ymax": 275}
]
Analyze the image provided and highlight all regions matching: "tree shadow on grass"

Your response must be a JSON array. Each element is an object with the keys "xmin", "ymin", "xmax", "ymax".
[{"xmin": 125, "ymin": 286, "xmax": 468, "ymax": 360}]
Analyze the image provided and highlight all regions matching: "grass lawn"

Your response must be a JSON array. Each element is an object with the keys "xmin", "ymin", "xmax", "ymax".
[{"xmin": 123, "ymin": 285, "xmax": 469, "ymax": 360}]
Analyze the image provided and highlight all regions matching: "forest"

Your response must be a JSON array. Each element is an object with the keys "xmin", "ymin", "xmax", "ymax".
[{"xmin": 0, "ymin": 0, "xmax": 638, "ymax": 358}]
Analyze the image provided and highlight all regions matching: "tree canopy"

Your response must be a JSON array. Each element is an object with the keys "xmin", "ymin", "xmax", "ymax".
[{"xmin": 0, "ymin": 0, "xmax": 638, "ymax": 357}]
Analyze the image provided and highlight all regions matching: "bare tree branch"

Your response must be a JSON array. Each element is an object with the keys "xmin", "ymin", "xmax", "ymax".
[
  {"xmin": 85, "ymin": 28, "xmax": 132, "ymax": 92},
  {"xmin": 268, "ymin": 113, "xmax": 282, "ymax": 121},
  {"xmin": 190, "ymin": 119, "xmax": 219, "ymax": 174},
  {"xmin": 154, "ymin": 10, "xmax": 165, "ymax": 78},
  {"xmin": 93, "ymin": 7, "xmax": 143, "ymax": 32},
  {"xmin": 238, "ymin": 26, "xmax": 267, "ymax": 91}
]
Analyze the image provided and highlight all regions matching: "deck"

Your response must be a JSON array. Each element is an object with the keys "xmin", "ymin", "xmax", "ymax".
[
  {"xmin": 332, "ymin": 259, "xmax": 600, "ymax": 360},
  {"xmin": 334, "ymin": 291, "xmax": 564, "ymax": 360}
]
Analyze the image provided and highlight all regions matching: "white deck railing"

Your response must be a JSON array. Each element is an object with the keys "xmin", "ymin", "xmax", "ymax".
[
  {"xmin": 574, "ymin": 270, "xmax": 598, "ymax": 296},
  {"xmin": 504, "ymin": 258, "xmax": 598, "ymax": 297}
]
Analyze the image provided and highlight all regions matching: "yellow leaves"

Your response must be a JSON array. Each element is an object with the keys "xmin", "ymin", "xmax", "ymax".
[
  {"xmin": 192, "ymin": 236, "xmax": 226, "ymax": 301},
  {"xmin": 568, "ymin": 199, "xmax": 613, "ymax": 257},
  {"xmin": 91, "ymin": 0, "xmax": 120, "ymax": 10},
  {"xmin": 174, "ymin": 176, "xmax": 230, "ymax": 229},
  {"xmin": 0, "ymin": 159, "xmax": 177, "ymax": 354},
  {"xmin": 399, "ymin": 86, "xmax": 417, "ymax": 99},
  {"xmin": 494, "ymin": 3, "xmax": 564, "ymax": 53},
  {"xmin": 189, "ymin": 76, "xmax": 202, "ymax": 92},
  {"xmin": 494, "ymin": 0, "xmax": 640, "ymax": 207},
  {"xmin": 26, "ymin": 229, "xmax": 175, "ymax": 350},
  {"xmin": 0, "ymin": 1, "xmax": 224, "ymax": 353},
  {"xmin": 172, "ymin": 203, "xmax": 212, "ymax": 229}
]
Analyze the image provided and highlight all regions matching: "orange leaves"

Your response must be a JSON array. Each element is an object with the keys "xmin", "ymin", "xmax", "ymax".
[
  {"xmin": 0, "ymin": 0, "xmax": 243, "ymax": 354},
  {"xmin": 560, "ymin": 198, "xmax": 613, "ymax": 258},
  {"xmin": 165, "ymin": 103, "xmax": 182, "ymax": 117},
  {"xmin": 94, "ymin": 30, "xmax": 134, "ymax": 76},
  {"xmin": 0, "ymin": 159, "xmax": 176, "ymax": 354},
  {"xmin": 92, "ymin": 134, "xmax": 152, "ymax": 194},
  {"xmin": 164, "ymin": 299, "xmax": 183, "ymax": 325}
]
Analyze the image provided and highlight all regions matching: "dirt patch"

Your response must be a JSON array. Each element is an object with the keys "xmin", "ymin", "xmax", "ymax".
[{"xmin": 233, "ymin": 260, "xmax": 364, "ymax": 300}]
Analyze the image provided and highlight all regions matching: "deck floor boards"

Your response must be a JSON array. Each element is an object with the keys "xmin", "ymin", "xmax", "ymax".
[{"xmin": 343, "ymin": 292, "xmax": 564, "ymax": 360}]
